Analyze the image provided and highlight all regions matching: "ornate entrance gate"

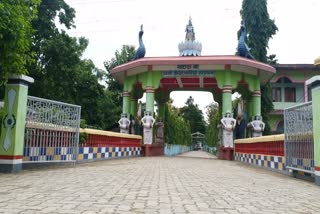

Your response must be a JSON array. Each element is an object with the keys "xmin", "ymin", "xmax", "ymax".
[
  {"xmin": 23, "ymin": 96, "xmax": 81, "ymax": 163},
  {"xmin": 284, "ymin": 102, "xmax": 314, "ymax": 173}
]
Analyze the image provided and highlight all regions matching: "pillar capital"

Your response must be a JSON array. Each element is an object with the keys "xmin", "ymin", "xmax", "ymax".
[
  {"xmin": 252, "ymin": 90, "xmax": 261, "ymax": 97},
  {"xmin": 222, "ymin": 85, "xmax": 232, "ymax": 93},
  {"xmin": 146, "ymin": 86, "xmax": 155, "ymax": 93},
  {"xmin": 8, "ymin": 74, "xmax": 34, "ymax": 85},
  {"xmin": 122, "ymin": 91, "xmax": 131, "ymax": 97}
]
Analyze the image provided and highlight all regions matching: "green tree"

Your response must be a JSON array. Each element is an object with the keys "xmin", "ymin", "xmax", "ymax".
[
  {"xmin": 27, "ymin": 0, "xmax": 118, "ymax": 130},
  {"xmin": 240, "ymin": 0, "xmax": 278, "ymax": 134},
  {"xmin": 0, "ymin": 0, "xmax": 39, "ymax": 88},
  {"xmin": 180, "ymin": 96, "xmax": 206, "ymax": 134},
  {"xmin": 164, "ymin": 102, "xmax": 191, "ymax": 145},
  {"xmin": 205, "ymin": 102, "xmax": 220, "ymax": 147},
  {"xmin": 104, "ymin": 45, "xmax": 136, "ymax": 107},
  {"xmin": 240, "ymin": 0, "xmax": 278, "ymax": 63}
]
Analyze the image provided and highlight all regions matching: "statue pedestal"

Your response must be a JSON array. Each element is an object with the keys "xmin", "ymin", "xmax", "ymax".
[
  {"xmin": 218, "ymin": 146, "xmax": 234, "ymax": 161},
  {"xmin": 142, "ymin": 144, "xmax": 164, "ymax": 157}
]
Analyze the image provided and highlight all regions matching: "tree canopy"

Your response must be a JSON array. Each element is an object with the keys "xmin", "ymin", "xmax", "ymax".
[
  {"xmin": 164, "ymin": 101, "xmax": 191, "ymax": 145},
  {"xmin": 104, "ymin": 45, "xmax": 136, "ymax": 108},
  {"xmin": 24, "ymin": 0, "xmax": 119, "ymax": 130},
  {"xmin": 240, "ymin": 0, "xmax": 278, "ymax": 63},
  {"xmin": 180, "ymin": 96, "xmax": 206, "ymax": 134},
  {"xmin": 240, "ymin": 0, "xmax": 278, "ymax": 134},
  {"xmin": 205, "ymin": 102, "xmax": 220, "ymax": 147},
  {"xmin": 0, "ymin": 0, "xmax": 39, "ymax": 86}
]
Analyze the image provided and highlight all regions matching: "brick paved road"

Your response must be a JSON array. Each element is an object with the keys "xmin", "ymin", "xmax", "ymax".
[{"xmin": 0, "ymin": 151, "xmax": 320, "ymax": 214}]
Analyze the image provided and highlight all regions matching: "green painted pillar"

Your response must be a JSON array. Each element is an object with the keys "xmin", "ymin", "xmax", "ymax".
[
  {"xmin": 122, "ymin": 91, "xmax": 131, "ymax": 115},
  {"xmin": 252, "ymin": 90, "xmax": 261, "ymax": 117},
  {"xmin": 222, "ymin": 85, "xmax": 232, "ymax": 116},
  {"xmin": 0, "ymin": 75, "xmax": 34, "ymax": 173},
  {"xmin": 130, "ymin": 98, "xmax": 137, "ymax": 117},
  {"xmin": 306, "ymin": 76, "xmax": 320, "ymax": 185},
  {"xmin": 158, "ymin": 102, "xmax": 166, "ymax": 119},
  {"xmin": 146, "ymin": 87, "xmax": 155, "ymax": 115}
]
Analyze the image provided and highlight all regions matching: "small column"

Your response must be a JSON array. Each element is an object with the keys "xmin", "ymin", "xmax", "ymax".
[
  {"xmin": 145, "ymin": 86, "xmax": 155, "ymax": 115},
  {"xmin": 306, "ymin": 76, "xmax": 320, "ymax": 185},
  {"xmin": 0, "ymin": 75, "xmax": 34, "ymax": 173},
  {"xmin": 252, "ymin": 90, "xmax": 261, "ymax": 117},
  {"xmin": 130, "ymin": 98, "xmax": 137, "ymax": 117},
  {"xmin": 157, "ymin": 102, "xmax": 166, "ymax": 119},
  {"xmin": 122, "ymin": 91, "xmax": 131, "ymax": 115},
  {"xmin": 222, "ymin": 85, "xmax": 232, "ymax": 116}
]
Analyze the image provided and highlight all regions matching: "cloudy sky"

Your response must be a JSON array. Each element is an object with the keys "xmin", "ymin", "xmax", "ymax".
[{"xmin": 65, "ymin": 0, "xmax": 320, "ymax": 116}]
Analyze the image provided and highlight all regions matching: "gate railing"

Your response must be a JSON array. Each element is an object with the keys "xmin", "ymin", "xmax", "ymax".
[
  {"xmin": 23, "ymin": 96, "xmax": 81, "ymax": 163},
  {"xmin": 284, "ymin": 102, "xmax": 314, "ymax": 174}
]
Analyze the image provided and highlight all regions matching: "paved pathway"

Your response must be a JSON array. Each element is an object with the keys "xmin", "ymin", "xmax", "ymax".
[
  {"xmin": 1, "ymin": 151, "xmax": 320, "ymax": 214},
  {"xmin": 177, "ymin": 150, "xmax": 216, "ymax": 159}
]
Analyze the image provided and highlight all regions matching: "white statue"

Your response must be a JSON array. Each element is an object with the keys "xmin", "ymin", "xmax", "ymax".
[
  {"xmin": 248, "ymin": 115, "xmax": 265, "ymax": 137},
  {"xmin": 141, "ymin": 110, "xmax": 155, "ymax": 144},
  {"xmin": 220, "ymin": 111, "xmax": 236, "ymax": 148},
  {"xmin": 155, "ymin": 118, "xmax": 164, "ymax": 144},
  {"xmin": 118, "ymin": 113, "xmax": 130, "ymax": 134}
]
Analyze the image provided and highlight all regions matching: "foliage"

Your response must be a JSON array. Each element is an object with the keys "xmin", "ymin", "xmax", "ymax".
[
  {"xmin": 260, "ymin": 84, "xmax": 273, "ymax": 134},
  {"xmin": 0, "ymin": 0, "xmax": 40, "ymax": 86},
  {"xmin": 164, "ymin": 103, "xmax": 191, "ymax": 145},
  {"xmin": 180, "ymin": 96, "xmax": 206, "ymax": 134},
  {"xmin": 240, "ymin": 0, "xmax": 278, "ymax": 135},
  {"xmin": 104, "ymin": 45, "xmax": 136, "ymax": 107},
  {"xmin": 240, "ymin": 0, "xmax": 278, "ymax": 64},
  {"xmin": 26, "ymin": 0, "xmax": 120, "ymax": 130},
  {"xmin": 205, "ymin": 102, "xmax": 220, "ymax": 147}
]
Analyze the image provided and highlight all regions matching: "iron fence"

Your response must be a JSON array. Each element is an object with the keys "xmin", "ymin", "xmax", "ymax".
[
  {"xmin": 284, "ymin": 102, "xmax": 314, "ymax": 174},
  {"xmin": 23, "ymin": 96, "xmax": 81, "ymax": 163}
]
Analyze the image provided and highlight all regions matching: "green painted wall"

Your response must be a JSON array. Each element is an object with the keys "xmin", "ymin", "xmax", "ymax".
[
  {"xmin": 130, "ymin": 99, "xmax": 137, "ymax": 117},
  {"xmin": 252, "ymin": 96, "xmax": 261, "ymax": 116},
  {"xmin": 273, "ymin": 102, "xmax": 303, "ymax": 110},
  {"xmin": 123, "ymin": 96, "xmax": 130, "ymax": 114},
  {"xmin": 158, "ymin": 103, "xmax": 165, "ymax": 119}
]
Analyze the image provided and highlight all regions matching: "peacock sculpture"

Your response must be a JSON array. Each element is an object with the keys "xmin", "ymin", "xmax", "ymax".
[
  {"xmin": 134, "ymin": 25, "xmax": 146, "ymax": 60},
  {"xmin": 237, "ymin": 21, "xmax": 254, "ymax": 60}
]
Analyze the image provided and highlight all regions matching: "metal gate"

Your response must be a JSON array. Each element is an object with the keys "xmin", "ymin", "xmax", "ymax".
[
  {"xmin": 23, "ymin": 96, "xmax": 81, "ymax": 163},
  {"xmin": 284, "ymin": 102, "xmax": 314, "ymax": 174}
]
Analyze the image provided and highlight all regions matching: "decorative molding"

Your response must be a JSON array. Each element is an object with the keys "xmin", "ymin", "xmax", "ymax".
[
  {"xmin": 252, "ymin": 90, "xmax": 261, "ymax": 97},
  {"xmin": 222, "ymin": 85, "xmax": 232, "ymax": 93},
  {"xmin": 145, "ymin": 86, "xmax": 155, "ymax": 93},
  {"xmin": 122, "ymin": 91, "xmax": 131, "ymax": 97}
]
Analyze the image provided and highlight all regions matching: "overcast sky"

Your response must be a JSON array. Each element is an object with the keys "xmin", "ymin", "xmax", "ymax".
[{"xmin": 65, "ymin": 0, "xmax": 320, "ymax": 116}]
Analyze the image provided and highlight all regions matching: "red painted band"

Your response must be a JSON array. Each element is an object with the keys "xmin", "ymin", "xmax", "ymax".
[
  {"xmin": 315, "ymin": 166, "xmax": 320, "ymax": 171},
  {"xmin": 224, "ymin": 64, "xmax": 231, "ymax": 70},
  {"xmin": 0, "ymin": 155, "xmax": 23, "ymax": 160}
]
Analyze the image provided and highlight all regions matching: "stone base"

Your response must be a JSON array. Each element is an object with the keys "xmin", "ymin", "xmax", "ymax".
[
  {"xmin": 0, "ymin": 163, "xmax": 22, "ymax": 173},
  {"xmin": 218, "ymin": 147, "xmax": 234, "ymax": 160},
  {"xmin": 142, "ymin": 144, "xmax": 164, "ymax": 157}
]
